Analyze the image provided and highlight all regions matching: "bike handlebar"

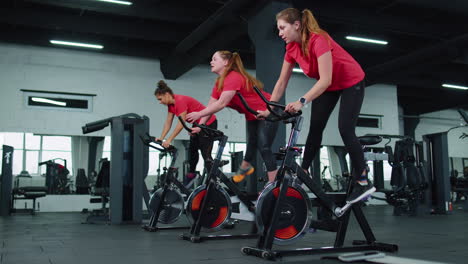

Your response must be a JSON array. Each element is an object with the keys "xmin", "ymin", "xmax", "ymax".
[
  {"xmin": 236, "ymin": 86, "xmax": 302, "ymax": 122},
  {"xmin": 178, "ymin": 116, "xmax": 224, "ymax": 138},
  {"xmin": 38, "ymin": 158, "xmax": 67, "ymax": 167},
  {"xmin": 139, "ymin": 133, "xmax": 175, "ymax": 151}
]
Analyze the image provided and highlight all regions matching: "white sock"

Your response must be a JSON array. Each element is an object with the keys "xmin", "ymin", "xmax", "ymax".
[{"xmin": 357, "ymin": 180, "xmax": 368, "ymax": 186}]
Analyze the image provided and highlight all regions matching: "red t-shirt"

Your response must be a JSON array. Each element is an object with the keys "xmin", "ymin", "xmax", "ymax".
[
  {"xmin": 210, "ymin": 71, "xmax": 271, "ymax": 121},
  {"xmin": 284, "ymin": 33, "xmax": 364, "ymax": 91},
  {"xmin": 167, "ymin": 94, "xmax": 216, "ymax": 125}
]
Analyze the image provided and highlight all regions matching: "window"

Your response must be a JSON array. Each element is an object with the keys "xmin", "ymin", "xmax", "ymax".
[
  {"xmin": 357, "ymin": 114, "xmax": 382, "ymax": 128},
  {"xmin": 42, "ymin": 136, "xmax": 72, "ymax": 151},
  {"xmin": 232, "ymin": 143, "xmax": 247, "ymax": 158},
  {"xmin": 102, "ymin": 136, "xmax": 111, "ymax": 161},
  {"xmin": 22, "ymin": 90, "xmax": 95, "ymax": 112},
  {"xmin": 383, "ymin": 161, "xmax": 393, "ymax": 181},
  {"xmin": 25, "ymin": 150, "xmax": 39, "ymax": 174},
  {"xmin": 449, "ymin": 157, "xmax": 464, "ymax": 177},
  {"xmin": 147, "ymin": 147, "xmax": 172, "ymax": 176},
  {"xmin": 320, "ymin": 147, "xmax": 331, "ymax": 180},
  {"xmin": 40, "ymin": 136, "xmax": 72, "ymax": 175},
  {"xmin": 0, "ymin": 132, "xmax": 73, "ymax": 176},
  {"xmin": 25, "ymin": 133, "xmax": 40, "ymax": 173},
  {"xmin": 295, "ymin": 145, "xmax": 330, "ymax": 179},
  {"xmin": 347, "ymin": 152, "xmax": 393, "ymax": 181},
  {"xmin": 0, "ymin": 132, "xmax": 24, "ymax": 175}
]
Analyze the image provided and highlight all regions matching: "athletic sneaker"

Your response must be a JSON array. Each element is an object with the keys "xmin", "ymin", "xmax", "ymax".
[
  {"xmin": 345, "ymin": 182, "xmax": 376, "ymax": 204},
  {"xmin": 232, "ymin": 165, "xmax": 255, "ymax": 183}
]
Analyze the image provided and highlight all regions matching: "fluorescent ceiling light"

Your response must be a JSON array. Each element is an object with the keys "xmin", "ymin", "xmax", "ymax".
[
  {"xmin": 293, "ymin": 68, "xmax": 303, "ymax": 73},
  {"xmin": 31, "ymin": 97, "xmax": 67, "ymax": 106},
  {"xmin": 96, "ymin": 0, "xmax": 132, "ymax": 5},
  {"xmin": 442, "ymin": 84, "xmax": 468, "ymax": 90},
  {"xmin": 50, "ymin": 40, "xmax": 104, "ymax": 49},
  {"xmin": 346, "ymin": 36, "xmax": 388, "ymax": 45}
]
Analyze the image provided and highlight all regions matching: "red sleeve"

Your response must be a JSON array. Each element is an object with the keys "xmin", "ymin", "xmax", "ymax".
[
  {"xmin": 312, "ymin": 34, "xmax": 332, "ymax": 58},
  {"xmin": 284, "ymin": 43, "xmax": 296, "ymax": 64}
]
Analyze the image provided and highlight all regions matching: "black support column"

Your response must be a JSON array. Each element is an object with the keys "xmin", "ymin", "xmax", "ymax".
[
  {"xmin": 373, "ymin": 160, "xmax": 384, "ymax": 190},
  {"xmin": 403, "ymin": 116, "xmax": 420, "ymax": 139},
  {"xmin": 1, "ymin": 145, "xmax": 14, "ymax": 216},
  {"xmin": 423, "ymin": 132, "xmax": 452, "ymax": 214},
  {"xmin": 312, "ymin": 152, "xmax": 321, "ymax": 185},
  {"xmin": 247, "ymin": 1, "xmax": 289, "ymax": 192}
]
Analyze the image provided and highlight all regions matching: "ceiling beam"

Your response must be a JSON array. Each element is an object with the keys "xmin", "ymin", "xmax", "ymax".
[
  {"xmin": 395, "ymin": 0, "xmax": 468, "ymax": 16},
  {"xmin": 366, "ymin": 33, "xmax": 468, "ymax": 82},
  {"xmin": 0, "ymin": 23, "xmax": 172, "ymax": 59},
  {"xmin": 293, "ymin": 0, "xmax": 464, "ymax": 39},
  {"xmin": 174, "ymin": 0, "xmax": 252, "ymax": 54},
  {"xmin": 160, "ymin": 22, "xmax": 247, "ymax": 80},
  {"xmin": 398, "ymin": 86, "xmax": 468, "ymax": 114},
  {"xmin": 160, "ymin": 0, "xmax": 267, "ymax": 79},
  {"xmin": 0, "ymin": 7, "xmax": 188, "ymax": 43},
  {"xmin": 399, "ymin": 97, "xmax": 468, "ymax": 115},
  {"xmin": 23, "ymin": 0, "xmax": 211, "ymax": 24},
  {"xmin": 369, "ymin": 63, "xmax": 468, "ymax": 87},
  {"xmin": 452, "ymin": 49, "xmax": 468, "ymax": 65}
]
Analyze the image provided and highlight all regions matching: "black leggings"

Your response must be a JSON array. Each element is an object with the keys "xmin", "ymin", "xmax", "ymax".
[
  {"xmin": 189, "ymin": 120, "xmax": 217, "ymax": 173},
  {"xmin": 301, "ymin": 81, "xmax": 366, "ymax": 181},
  {"xmin": 244, "ymin": 120, "xmax": 278, "ymax": 172}
]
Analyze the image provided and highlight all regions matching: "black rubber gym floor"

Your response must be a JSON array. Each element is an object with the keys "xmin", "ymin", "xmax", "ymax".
[{"xmin": 0, "ymin": 205, "xmax": 466, "ymax": 264}]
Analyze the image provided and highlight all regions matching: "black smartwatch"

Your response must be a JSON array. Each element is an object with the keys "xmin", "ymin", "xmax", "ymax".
[{"xmin": 299, "ymin": 97, "xmax": 307, "ymax": 105}]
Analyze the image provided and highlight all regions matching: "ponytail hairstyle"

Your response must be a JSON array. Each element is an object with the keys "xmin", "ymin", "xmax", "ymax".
[
  {"xmin": 154, "ymin": 80, "xmax": 174, "ymax": 96},
  {"xmin": 215, "ymin": 51, "xmax": 263, "ymax": 93},
  {"xmin": 276, "ymin": 8, "xmax": 329, "ymax": 57}
]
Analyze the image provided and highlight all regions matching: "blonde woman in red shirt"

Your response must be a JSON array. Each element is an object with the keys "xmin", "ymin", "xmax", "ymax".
[
  {"xmin": 258, "ymin": 8, "xmax": 375, "ymax": 204},
  {"xmin": 186, "ymin": 51, "xmax": 278, "ymax": 184}
]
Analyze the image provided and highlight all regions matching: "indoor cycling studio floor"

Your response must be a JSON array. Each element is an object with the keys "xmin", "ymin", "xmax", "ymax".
[{"xmin": 0, "ymin": 205, "xmax": 466, "ymax": 264}]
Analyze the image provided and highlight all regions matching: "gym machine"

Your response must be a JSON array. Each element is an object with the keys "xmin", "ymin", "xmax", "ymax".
[
  {"xmin": 420, "ymin": 109, "xmax": 468, "ymax": 214},
  {"xmin": 178, "ymin": 117, "xmax": 258, "ymax": 243},
  {"xmin": 82, "ymin": 113, "xmax": 149, "ymax": 224},
  {"xmin": 1, "ymin": 146, "xmax": 47, "ymax": 216},
  {"xmin": 363, "ymin": 134, "xmax": 429, "ymax": 216},
  {"xmin": 238, "ymin": 87, "xmax": 398, "ymax": 261},
  {"xmin": 10, "ymin": 170, "xmax": 47, "ymax": 215},
  {"xmin": 39, "ymin": 158, "xmax": 70, "ymax": 194},
  {"xmin": 140, "ymin": 133, "xmax": 191, "ymax": 231},
  {"xmin": 422, "ymin": 132, "xmax": 452, "ymax": 214}
]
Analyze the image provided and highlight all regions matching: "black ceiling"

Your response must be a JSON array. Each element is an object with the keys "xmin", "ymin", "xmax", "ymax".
[{"xmin": 1, "ymin": 0, "xmax": 468, "ymax": 116}]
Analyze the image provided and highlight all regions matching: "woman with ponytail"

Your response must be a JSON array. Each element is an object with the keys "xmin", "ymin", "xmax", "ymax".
[
  {"xmin": 154, "ymin": 80, "xmax": 217, "ymax": 179},
  {"xmin": 258, "ymin": 8, "xmax": 375, "ymax": 204},
  {"xmin": 186, "ymin": 51, "xmax": 278, "ymax": 183}
]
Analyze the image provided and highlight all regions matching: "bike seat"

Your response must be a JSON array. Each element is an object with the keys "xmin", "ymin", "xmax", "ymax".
[{"xmin": 358, "ymin": 135, "xmax": 382, "ymax": 146}]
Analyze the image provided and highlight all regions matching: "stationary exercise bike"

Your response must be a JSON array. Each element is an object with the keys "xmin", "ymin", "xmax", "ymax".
[
  {"xmin": 153, "ymin": 145, "xmax": 171, "ymax": 190},
  {"xmin": 237, "ymin": 87, "xmax": 398, "ymax": 260},
  {"xmin": 178, "ymin": 116, "xmax": 259, "ymax": 243},
  {"xmin": 140, "ymin": 134, "xmax": 192, "ymax": 232}
]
